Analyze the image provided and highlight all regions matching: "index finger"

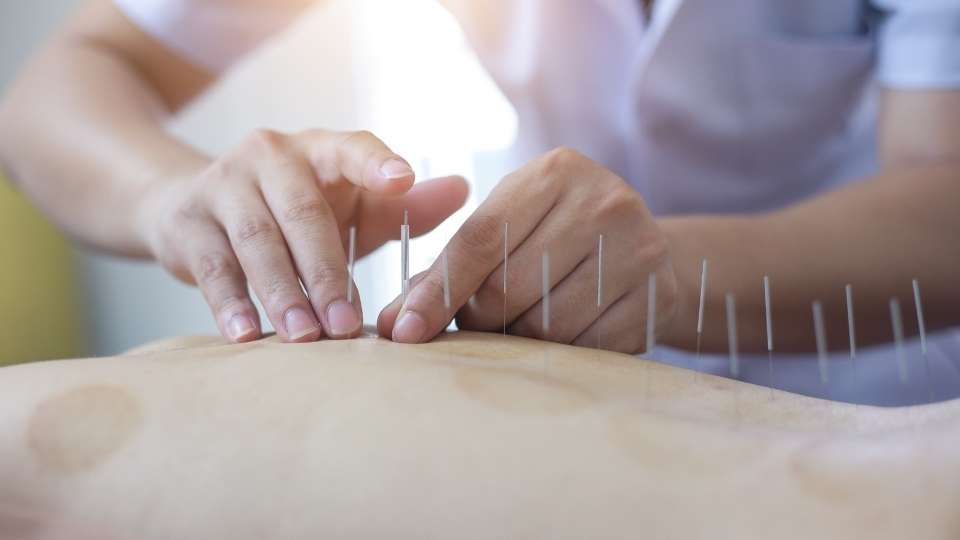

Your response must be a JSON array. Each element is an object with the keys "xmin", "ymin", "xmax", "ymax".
[
  {"xmin": 295, "ymin": 129, "xmax": 415, "ymax": 196},
  {"xmin": 257, "ymin": 154, "xmax": 363, "ymax": 339}
]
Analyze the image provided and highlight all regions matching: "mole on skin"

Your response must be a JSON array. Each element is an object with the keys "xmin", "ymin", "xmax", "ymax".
[{"xmin": 27, "ymin": 384, "xmax": 143, "ymax": 475}]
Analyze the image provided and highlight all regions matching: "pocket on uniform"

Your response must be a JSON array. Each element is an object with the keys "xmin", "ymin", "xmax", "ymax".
[
  {"xmin": 744, "ymin": 35, "xmax": 874, "ymax": 126},
  {"xmin": 740, "ymin": 35, "xmax": 876, "ymax": 177}
]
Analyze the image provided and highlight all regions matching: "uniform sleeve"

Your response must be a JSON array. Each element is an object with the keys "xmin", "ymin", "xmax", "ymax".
[
  {"xmin": 873, "ymin": 0, "xmax": 960, "ymax": 88},
  {"xmin": 112, "ymin": 0, "xmax": 312, "ymax": 72}
]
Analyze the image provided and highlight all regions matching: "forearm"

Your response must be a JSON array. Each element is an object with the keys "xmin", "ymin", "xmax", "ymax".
[
  {"xmin": 0, "ymin": 16, "xmax": 209, "ymax": 256},
  {"xmin": 663, "ymin": 163, "xmax": 960, "ymax": 353}
]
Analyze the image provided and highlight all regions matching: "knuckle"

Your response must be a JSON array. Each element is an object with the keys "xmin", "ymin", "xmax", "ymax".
[
  {"xmin": 540, "ymin": 146, "xmax": 582, "ymax": 175},
  {"xmin": 232, "ymin": 217, "xmax": 279, "ymax": 246},
  {"xmin": 418, "ymin": 270, "xmax": 448, "ymax": 304},
  {"xmin": 295, "ymin": 128, "xmax": 326, "ymax": 139},
  {"xmin": 195, "ymin": 251, "xmax": 236, "ymax": 285},
  {"xmin": 352, "ymin": 129, "xmax": 376, "ymax": 142},
  {"xmin": 156, "ymin": 189, "xmax": 204, "ymax": 237},
  {"xmin": 157, "ymin": 208, "xmax": 186, "ymax": 241},
  {"xmin": 593, "ymin": 181, "xmax": 640, "ymax": 217},
  {"xmin": 338, "ymin": 130, "xmax": 376, "ymax": 154},
  {"xmin": 177, "ymin": 196, "xmax": 206, "ymax": 219},
  {"xmin": 636, "ymin": 229, "xmax": 670, "ymax": 265},
  {"xmin": 281, "ymin": 194, "xmax": 330, "ymax": 225},
  {"xmin": 211, "ymin": 294, "xmax": 249, "ymax": 314},
  {"xmin": 303, "ymin": 264, "xmax": 348, "ymax": 292},
  {"xmin": 337, "ymin": 130, "xmax": 382, "ymax": 170},
  {"xmin": 154, "ymin": 209, "xmax": 207, "ymax": 284},
  {"xmin": 260, "ymin": 275, "xmax": 299, "ymax": 304},
  {"xmin": 457, "ymin": 213, "xmax": 502, "ymax": 256},
  {"xmin": 202, "ymin": 159, "xmax": 242, "ymax": 186},
  {"xmin": 244, "ymin": 129, "xmax": 287, "ymax": 154}
]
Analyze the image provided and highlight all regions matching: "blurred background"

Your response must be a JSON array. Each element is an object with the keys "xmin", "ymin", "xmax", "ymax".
[{"xmin": 0, "ymin": 0, "xmax": 517, "ymax": 364}]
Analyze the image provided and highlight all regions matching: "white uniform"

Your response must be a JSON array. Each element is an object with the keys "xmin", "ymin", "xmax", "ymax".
[{"xmin": 114, "ymin": 0, "xmax": 960, "ymax": 405}]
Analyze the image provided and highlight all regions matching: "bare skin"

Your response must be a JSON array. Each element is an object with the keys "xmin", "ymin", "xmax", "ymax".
[{"xmin": 0, "ymin": 331, "xmax": 958, "ymax": 539}]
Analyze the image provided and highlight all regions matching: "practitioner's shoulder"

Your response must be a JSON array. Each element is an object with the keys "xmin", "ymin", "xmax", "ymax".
[{"xmin": 112, "ymin": 0, "xmax": 318, "ymax": 71}]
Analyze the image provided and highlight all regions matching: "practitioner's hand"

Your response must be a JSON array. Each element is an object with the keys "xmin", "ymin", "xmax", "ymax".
[
  {"xmin": 139, "ymin": 129, "xmax": 468, "ymax": 343},
  {"xmin": 378, "ymin": 147, "xmax": 679, "ymax": 353}
]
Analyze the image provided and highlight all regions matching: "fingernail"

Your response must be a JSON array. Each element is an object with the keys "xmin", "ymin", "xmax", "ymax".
[
  {"xmin": 326, "ymin": 300, "xmax": 361, "ymax": 337},
  {"xmin": 393, "ymin": 310, "xmax": 427, "ymax": 343},
  {"xmin": 285, "ymin": 308, "xmax": 319, "ymax": 341},
  {"xmin": 379, "ymin": 158, "xmax": 414, "ymax": 180},
  {"xmin": 227, "ymin": 314, "xmax": 257, "ymax": 342}
]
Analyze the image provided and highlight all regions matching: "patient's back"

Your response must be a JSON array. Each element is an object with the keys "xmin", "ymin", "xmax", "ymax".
[{"xmin": 1, "ymin": 332, "xmax": 957, "ymax": 539}]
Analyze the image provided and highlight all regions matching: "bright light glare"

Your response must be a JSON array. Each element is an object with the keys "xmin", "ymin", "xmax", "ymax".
[{"xmin": 349, "ymin": 0, "xmax": 518, "ymax": 323}]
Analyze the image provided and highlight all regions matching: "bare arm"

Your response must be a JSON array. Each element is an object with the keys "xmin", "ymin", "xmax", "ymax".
[
  {"xmin": 0, "ymin": 0, "xmax": 469, "ymax": 343},
  {"xmin": 0, "ymin": 0, "xmax": 214, "ymax": 256},
  {"xmin": 663, "ymin": 89, "xmax": 960, "ymax": 353}
]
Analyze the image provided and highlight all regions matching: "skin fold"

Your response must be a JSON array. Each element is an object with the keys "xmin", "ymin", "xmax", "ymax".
[{"xmin": 0, "ymin": 331, "xmax": 958, "ymax": 539}]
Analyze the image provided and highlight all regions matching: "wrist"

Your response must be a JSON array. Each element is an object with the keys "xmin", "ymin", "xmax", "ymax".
[
  {"xmin": 133, "ymin": 159, "xmax": 209, "ymax": 261},
  {"xmin": 658, "ymin": 218, "xmax": 701, "ymax": 350}
]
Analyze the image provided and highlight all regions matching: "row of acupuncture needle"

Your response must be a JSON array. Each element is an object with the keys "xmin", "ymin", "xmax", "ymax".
[
  {"xmin": 354, "ymin": 216, "xmax": 936, "ymax": 404},
  {"xmin": 692, "ymin": 263, "xmax": 932, "ymax": 402}
]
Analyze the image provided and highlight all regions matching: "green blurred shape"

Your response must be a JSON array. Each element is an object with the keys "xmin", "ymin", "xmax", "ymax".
[{"xmin": 0, "ymin": 175, "xmax": 86, "ymax": 365}]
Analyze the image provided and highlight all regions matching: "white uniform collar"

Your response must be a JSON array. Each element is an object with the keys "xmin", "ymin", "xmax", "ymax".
[{"xmin": 591, "ymin": 0, "xmax": 688, "ymax": 73}]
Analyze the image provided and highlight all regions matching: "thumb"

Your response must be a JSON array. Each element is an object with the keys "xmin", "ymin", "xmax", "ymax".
[
  {"xmin": 376, "ymin": 271, "xmax": 434, "ymax": 339},
  {"xmin": 356, "ymin": 175, "xmax": 470, "ymax": 256},
  {"xmin": 295, "ymin": 129, "xmax": 416, "ymax": 196}
]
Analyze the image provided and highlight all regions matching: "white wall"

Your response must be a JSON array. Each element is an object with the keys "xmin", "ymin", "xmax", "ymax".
[{"xmin": 0, "ymin": 0, "xmax": 78, "ymax": 89}]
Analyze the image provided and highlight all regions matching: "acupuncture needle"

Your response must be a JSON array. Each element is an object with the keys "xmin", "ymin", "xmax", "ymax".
[
  {"xmin": 597, "ymin": 235, "xmax": 604, "ymax": 348},
  {"xmin": 401, "ymin": 211, "xmax": 410, "ymax": 303},
  {"xmin": 725, "ymin": 293, "xmax": 739, "ymax": 379},
  {"xmin": 642, "ymin": 272, "xmax": 658, "ymax": 403},
  {"xmin": 542, "ymin": 251, "xmax": 550, "ymax": 375},
  {"xmin": 442, "ymin": 250, "xmax": 451, "ymax": 312},
  {"xmin": 646, "ymin": 273, "xmax": 657, "ymax": 355},
  {"xmin": 441, "ymin": 250, "xmax": 451, "ymax": 344},
  {"xmin": 503, "ymin": 222, "xmax": 509, "ymax": 335},
  {"xmin": 845, "ymin": 284, "xmax": 858, "ymax": 407},
  {"xmin": 813, "ymin": 301, "xmax": 829, "ymax": 389},
  {"xmin": 542, "ymin": 251, "xmax": 551, "ymax": 336},
  {"xmin": 763, "ymin": 275, "xmax": 774, "ymax": 398},
  {"xmin": 913, "ymin": 279, "xmax": 932, "ymax": 401},
  {"xmin": 726, "ymin": 292, "xmax": 740, "ymax": 425},
  {"xmin": 890, "ymin": 298, "xmax": 908, "ymax": 383},
  {"xmin": 346, "ymin": 225, "xmax": 357, "ymax": 304},
  {"xmin": 695, "ymin": 259, "xmax": 708, "ymax": 373}
]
